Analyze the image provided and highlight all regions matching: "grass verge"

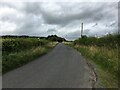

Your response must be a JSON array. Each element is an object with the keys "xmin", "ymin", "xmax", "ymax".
[
  {"xmin": 66, "ymin": 42, "xmax": 118, "ymax": 88},
  {"xmin": 2, "ymin": 42, "xmax": 57, "ymax": 74}
]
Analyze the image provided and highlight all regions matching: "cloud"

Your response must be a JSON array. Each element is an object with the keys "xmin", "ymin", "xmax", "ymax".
[
  {"xmin": 92, "ymin": 23, "xmax": 98, "ymax": 27},
  {"xmin": 65, "ymin": 30, "xmax": 80, "ymax": 40},
  {"xmin": 23, "ymin": 2, "xmax": 42, "ymax": 15},
  {"xmin": 39, "ymin": 2, "xmax": 117, "ymax": 26},
  {"xmin": 47, "ymin": 29, "xmax": 57, "ymax": 33},
  {"xmin": 0, "ymin": 1, "xmax": 118, "ymax": 40}
]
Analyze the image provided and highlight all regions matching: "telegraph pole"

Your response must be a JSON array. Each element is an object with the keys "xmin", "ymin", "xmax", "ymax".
[{"xmin": 81, "ymin": 23, "xmax": 83, "ymax": 38}]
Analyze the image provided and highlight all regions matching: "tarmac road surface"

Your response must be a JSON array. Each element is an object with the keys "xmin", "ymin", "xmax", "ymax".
[{"xmin": 3, "ymin": 43, "xmax": 95, "ymax": 88}]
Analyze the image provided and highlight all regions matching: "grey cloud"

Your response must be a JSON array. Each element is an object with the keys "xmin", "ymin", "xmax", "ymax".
[
  {"xmin": 47, "ymin": 29, "xmax": 57, "ymax": 33},
  {"xmin": 39, "ymin": 2, "xmax": 116, "ymax": 26},
  {"xmin": 23, "ymin": 2, "xmax": 42, "ymax": 15},
  {"xmin": 18, "ymin": 2, "xmax": 110, "ymax": 26},
  {"xmin": 92, "ymin": 23, "xmax": 98, "ymax": 27},
  {"xmin": 0, "ymin": 2, "xmax": 118, "ymax": 40},
  {"xmin": 16, "ymin": 14, "xmax": 42, "ymax": 34}
]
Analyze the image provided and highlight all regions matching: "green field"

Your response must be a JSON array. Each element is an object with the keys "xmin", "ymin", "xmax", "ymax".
[{"xmin": 2, "ymin": 37, "xmax": 57, "ymax": 74}]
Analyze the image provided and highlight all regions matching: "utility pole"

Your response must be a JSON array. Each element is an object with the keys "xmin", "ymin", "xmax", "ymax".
[{"xmin": 81, "ymin": 23, "xmax": 83, "ymax": 38}]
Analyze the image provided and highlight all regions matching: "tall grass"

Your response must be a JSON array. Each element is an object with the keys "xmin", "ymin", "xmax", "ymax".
[
  {"xmin": 2, "ymin": 37, "xmax": 57, "ymax": 73},
  {"xmin": 67, "ymin": 34, "xmax": 119, "ymax": 88},
  {"xmin": 74, "ymin": 34, "xmax": 119, "ymax": 48},
  {"xmin": 2, "ymin": 38, "xmax": 49, "ymax": 54},
  {"xmin": 73, "ymin": 34, "xmax": 119, "ymax": 77},
  {"xmin": 2, "ymin": 45, "xmax": 53, "ymax": 73},
  {"xmin": 74, "ymin": 45, "xmax": 118, "ymax": 76},
  {"xmin": 73, "ymin": 45, "xmax": 118, "ymax": 88}
]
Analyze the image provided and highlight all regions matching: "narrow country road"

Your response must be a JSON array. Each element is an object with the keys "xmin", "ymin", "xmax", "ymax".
[{"xmin": 3, "ymin": 43, "xmax": 95, "ymax": 88}]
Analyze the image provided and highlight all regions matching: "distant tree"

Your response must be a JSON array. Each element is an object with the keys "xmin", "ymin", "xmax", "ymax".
[{"xmin": 47, "ymin": 35, "xmax": 66, "ymax": 42}]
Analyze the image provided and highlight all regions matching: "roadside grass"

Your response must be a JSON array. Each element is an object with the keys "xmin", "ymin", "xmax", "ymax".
[
  {"xmin": 96, "ymin": 65, "xmax": 118, "ymax": 88},
  {"xmin": 2, "ymin": 37, "xmax": 57, "ymax": 74},
  {"xmin": 2, "ymin": 38, "xmax": 49, "ymax": 54},
  {"xmin": 66, "ymin": 42, "xmax": 118, "ymax": 88}
]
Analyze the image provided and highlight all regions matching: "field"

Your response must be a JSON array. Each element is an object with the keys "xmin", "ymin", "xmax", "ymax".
[
  {"xmin": 2, "ymin": 37, "xmax": 57, "ymax": 74},
  {"xmin": 66, "ymin": 34, "xmax": 119, "ymax": 88}
]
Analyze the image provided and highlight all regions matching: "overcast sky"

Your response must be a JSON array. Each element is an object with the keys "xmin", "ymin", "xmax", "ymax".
[{"xmin": 0, "ymin": 0, "xmax": 119, "ymax": 40}]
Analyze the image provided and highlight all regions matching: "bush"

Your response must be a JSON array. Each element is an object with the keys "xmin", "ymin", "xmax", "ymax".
[
  {"xmin": 2, "ymin": 38, "xmax": 49, "ymax": 54},
  {"xmin": 74, "ymin": 34, "xmax": 119, "ymax": 48},
  {"xmin": 2, "ymin": 37, "xmax": 54, "ymax": 73}
]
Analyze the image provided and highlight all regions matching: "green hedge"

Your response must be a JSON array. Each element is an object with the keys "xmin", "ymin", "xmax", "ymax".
[
  {"xmin": 74, "ymin": 34, "xmax": 119, "ymax": 48},
  {"xmin": 2, "ymin": 38, "xmax": 49, "ymax": 54}
]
